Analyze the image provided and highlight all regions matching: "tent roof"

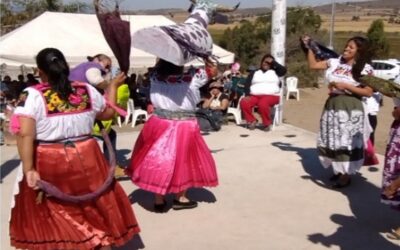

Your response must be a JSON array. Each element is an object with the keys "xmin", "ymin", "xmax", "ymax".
[{"xmin": 0, "ymin": 12, "xmax": 234, "ymax": 69}]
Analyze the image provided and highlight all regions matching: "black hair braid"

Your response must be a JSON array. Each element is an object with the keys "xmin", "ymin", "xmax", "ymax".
[
  {"xmin": 47, "ymin": 58, "xmax": 73, "ymax": 101},
  {"xmin": 36, "ymin": 48, "xmax": 73, "ymax": 101}
]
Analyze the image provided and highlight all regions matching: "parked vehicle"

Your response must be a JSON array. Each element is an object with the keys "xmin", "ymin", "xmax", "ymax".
[{"xmin": 371, "ymin": 60, "xmax": 400, "ymax": 81}]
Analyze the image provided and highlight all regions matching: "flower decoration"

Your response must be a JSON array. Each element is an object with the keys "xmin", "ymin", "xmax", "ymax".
[{"xmin": 41, "ymin": 85, "xmax": 91, "ymax": 114}]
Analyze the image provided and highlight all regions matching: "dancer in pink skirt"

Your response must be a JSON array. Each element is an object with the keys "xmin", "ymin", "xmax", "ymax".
[{"xmin": 127, "ymin": 58, "xmax": 218, "ymax": 211}]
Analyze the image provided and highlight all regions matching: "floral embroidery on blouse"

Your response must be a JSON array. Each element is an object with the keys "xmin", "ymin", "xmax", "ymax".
[{"xmin": 39, "ymin": 84, "xmax": 91, "ymax": 115}]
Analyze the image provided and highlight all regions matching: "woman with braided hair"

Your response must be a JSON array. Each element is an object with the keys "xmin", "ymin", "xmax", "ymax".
[{"xmin": 9, "ymin": 48, "xmax": 140, "ymax": 250}]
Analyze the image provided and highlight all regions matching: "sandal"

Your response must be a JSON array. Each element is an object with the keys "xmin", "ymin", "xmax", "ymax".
[
  {"xmin": 387, "ymin": 229, "xmax": 400, "ymax": 240},
  {"xmin": 172, "ymin": 199, "xmax": 198, "ymax": 210}
]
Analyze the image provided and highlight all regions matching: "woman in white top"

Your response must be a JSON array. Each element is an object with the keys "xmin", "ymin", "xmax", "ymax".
[
  {"xmin": 240, "ymin": 54, "xmax": 287, "ymax": 131},
  {"xmin": 304, "ymin": 35, "xmax": 374, "ymax": 188},
  {"xmin": 363, "ymin": 91, "xmax": 382, "ymax": 145},
  {"xmin": 9, "ymin": 48, "xmax": 140, "ymax": 249},
  {"xmin": 126, "ymin": 59, "xmax": 219, "ymax": 212}
]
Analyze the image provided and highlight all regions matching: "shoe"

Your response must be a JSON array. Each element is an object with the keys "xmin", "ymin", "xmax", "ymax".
[
  {"xmin": 172, "ymin": 199, "xmax": 198, "ymax": 210},
  {"xmin": 261, "ymin": 125, "xmax": 272, "ymax": 132},
  {"xmin": 331, "ymin": 179, "xmax": 351, "ymax": 189},
  {"xmin": 154, "ymin": 201, "xmax": 167, "ymax": 212},
  {"xmin": 329, "ymin": 173, "xmax": 342, "ymax": 181},
  {"xmin": 387, "ymin": 229, "xmax": 400, "ymax": 240},
  {"xmin": 247, "ymin": 121, "xmax": 257, "ymax": 130}
]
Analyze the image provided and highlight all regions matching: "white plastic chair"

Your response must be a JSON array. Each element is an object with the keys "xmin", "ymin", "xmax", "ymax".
[
  {"xmin": 272, "ymin": 103, "xmax": 282, "ymax": 130},
  {"xmin": 123, "ymin": 98, "xmax": 148, "ymax": 127},
  {"xmin": 271, "ymin": 86, "xmax": 285, "ymax": 131},
  {"xmin": 286, "ymin": 76, "xmax": 300, "ymax": 101},
  {"xmin": 227, "ymin": 95, "xmax": 245, "ymax": 125}
]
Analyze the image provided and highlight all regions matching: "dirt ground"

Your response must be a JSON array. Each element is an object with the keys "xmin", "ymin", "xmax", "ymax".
[{"xmin": 283, "ymin": 84, "xmax": 394, "ymax": 155}]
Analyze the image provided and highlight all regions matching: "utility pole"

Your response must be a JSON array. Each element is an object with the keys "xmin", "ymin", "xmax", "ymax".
[
  {"xmin": 271, "ymin": 0, "xmax": 287, "ymax": 125},
  {"xmin": 328, "ymin": 0, "xmax": 336, "ymax": 49},
  {"xmin": 271, "ymin": 0, "xmax": 286, "ymax": 66}
]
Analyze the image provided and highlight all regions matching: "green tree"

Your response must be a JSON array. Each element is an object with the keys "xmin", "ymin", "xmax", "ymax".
[
  {"xmin": 219, "ymin": 21, "xmax": 261, "ymax": 69},
  {"xmin": 367, "ymin": 19, "xmax": 390, "ymax": 59},
  {"xmin": 1, "ymin": 0, "xmax": 90, "ymax": 34},
  {"xmin": 286, "ymin": 7, "xmax": 321, "ymax": 35}
]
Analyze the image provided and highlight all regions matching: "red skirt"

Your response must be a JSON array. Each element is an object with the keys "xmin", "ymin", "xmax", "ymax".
[
  {"xmin": 127, "ymin": 115, "xmax": 218, "ymax": 195},
  {"xmin": 10, "ymin": 138, "xmax": 140, "ymax": 250}
]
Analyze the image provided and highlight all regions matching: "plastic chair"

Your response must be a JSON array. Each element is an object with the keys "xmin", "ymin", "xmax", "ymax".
[
  {"xmin": 271, "ymin": 103, "xmax": 282, "ymax": 130},
  {"xmin": 286, "ymin": 76, "xmax": 300, "ymax": 101},
  {"xmin": 227, "ymin": 95, "xmax": 245, "ymax": 125},
  {"xmin": 272, "ymin": 86, "xmax": 284, "ymax": 131},
  {"xmin": 124, "ymin": 98, "xmax": 148, "ymax": 127}
]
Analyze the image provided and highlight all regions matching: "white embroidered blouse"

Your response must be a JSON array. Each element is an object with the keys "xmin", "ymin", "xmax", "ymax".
[
  {"xmin": 325, "ymin": 58, "xmax": 374, "ymax": 94},
  {"xmin": 150, "ymin": 68, "xmax": 208, "ymax": 111},
  {"xmin": 13, "ymin": 82, "xmax": 106, "ymax": 141}
]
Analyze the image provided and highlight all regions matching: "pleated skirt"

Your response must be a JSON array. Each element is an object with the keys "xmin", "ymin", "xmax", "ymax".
[
  {"xmin": 127, "ymin": 115, "xmax": 218, "ymax": 195},
  {"xmin": 10, "ymin": 138, "xmax": 140, "ymax": 250},
  {"xmin": 381, "ymin": 120, "xmax": 400, "ymax": 210},
  {"xmin": 317, "ymin": 94, "xmax": 365, "ymax": 174}
]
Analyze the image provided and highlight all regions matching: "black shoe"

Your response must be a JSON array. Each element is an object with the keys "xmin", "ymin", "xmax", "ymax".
[
  {"xmin": 329, "ymin": 173, "xmax": 342, "ymax": 182},
  {"xmin": 172, "ymin": 199, "xmax": 198, "ymax": 210},
  {"xmin": 261, "ymin": 125, "xmax": 272, "ymax": 132},
  {"xmin": 154, "ymin": 201, "xmax": 167, "ymax": 212},
  {"xmin": 247, "ymin": 121, "xmax": 257, "ymax": 130},
  {"xmin": 331, "ymin": 179, "xmax": 351, "ymax": 189}
]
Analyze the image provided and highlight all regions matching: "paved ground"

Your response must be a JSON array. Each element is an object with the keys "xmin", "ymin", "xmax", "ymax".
[{"xmin": 1, "ymin": 123, "xmax": 400, "ymax": 250}]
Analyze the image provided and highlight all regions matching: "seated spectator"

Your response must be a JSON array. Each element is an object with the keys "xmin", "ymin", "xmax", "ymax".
[
  {"xmin": 197, "ymin": 81, "xmax": 229, "ymax": 132},
  {"xmin": 202, "ymin": 81, "xmax": 229, "ymax": 113},
  {"xmin": 240, "ymin": 54, "xmax": 287, "ymax": 131},
  {"xmin": 26, "ymin": 73, "xmax": 39, "ymax": 87}
]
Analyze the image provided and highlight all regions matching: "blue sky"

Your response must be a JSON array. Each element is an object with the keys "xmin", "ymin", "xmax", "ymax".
[{"xmin": 65, "ymin": 0, "xmax": 367, "ymax": 10}]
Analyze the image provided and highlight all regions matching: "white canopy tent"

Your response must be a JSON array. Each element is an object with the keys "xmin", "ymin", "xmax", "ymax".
[{"xmin": 0, "ymin": 12, "xmax": 234, "ymax": 75}]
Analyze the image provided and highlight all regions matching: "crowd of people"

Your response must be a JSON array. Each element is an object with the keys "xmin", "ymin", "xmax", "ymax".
[{"xmin": 1, "ymin": 34, "xmax": 399, "ymax": 249}]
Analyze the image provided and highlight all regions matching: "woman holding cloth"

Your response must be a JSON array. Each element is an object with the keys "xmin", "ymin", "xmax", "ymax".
[
  {"xmin": 9, "ymin": 48, "xmax": 140, "ymax": 250},
  {"xmin": 304, "ymin": 35, "xmax": 374, "ymax": 188}
]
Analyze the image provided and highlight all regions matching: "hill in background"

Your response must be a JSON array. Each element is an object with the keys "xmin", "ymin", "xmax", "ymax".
[{"xmin": 127, "ymin": 0, "xmax": 399, "ymax": 33}]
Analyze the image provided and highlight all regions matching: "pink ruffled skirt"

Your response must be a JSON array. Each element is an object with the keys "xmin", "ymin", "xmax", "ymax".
[{"xmin": 127, "ymin": 115, "xmax": 218, "ymax": 195}]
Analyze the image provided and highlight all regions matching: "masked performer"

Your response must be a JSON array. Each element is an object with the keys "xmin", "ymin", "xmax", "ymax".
[{"xmin": 127, "ymin": 0, "xmax": 238, "ymax": 212}]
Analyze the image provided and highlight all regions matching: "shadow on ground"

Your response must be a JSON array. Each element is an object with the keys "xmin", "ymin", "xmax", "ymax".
[
  {"xmin": 128, "ymin": 188, "xmax": 217, "ymax": 213},
  {"xmin": 271, "ymin": 141, "xmax": 400, "ymax": 250},
  {"xmin": 0, "ymin": 159, "xmax": 20, "ymax": 183}
]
